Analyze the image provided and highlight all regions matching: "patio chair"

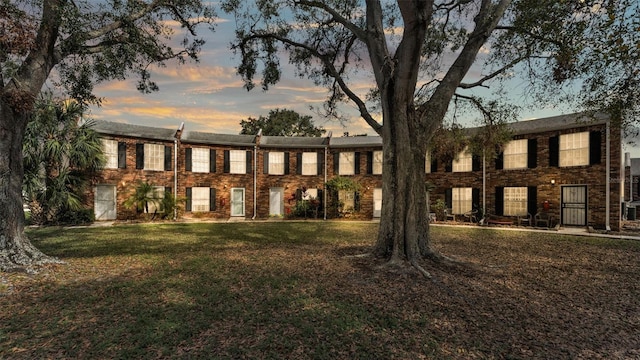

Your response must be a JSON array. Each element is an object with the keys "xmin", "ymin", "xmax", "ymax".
[{"xmin": 535, "ymin": 212, "xmax": 554, "ymax": 228}]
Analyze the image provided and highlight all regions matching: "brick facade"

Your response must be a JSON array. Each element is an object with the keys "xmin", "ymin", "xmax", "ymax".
[{"xmin": 91, "ymin": 113, "xmax": 623, "ymax": 230}]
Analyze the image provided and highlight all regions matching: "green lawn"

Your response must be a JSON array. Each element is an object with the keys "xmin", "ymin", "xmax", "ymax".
[{"xmin": 1, "ymin": 223, "xmax": 639, "ymax": 359}]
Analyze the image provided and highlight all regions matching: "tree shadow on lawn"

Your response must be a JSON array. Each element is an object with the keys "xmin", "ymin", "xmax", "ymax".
[{"xmin": 6, "ymin": 225, "xmax": 639, "ymax": 359}]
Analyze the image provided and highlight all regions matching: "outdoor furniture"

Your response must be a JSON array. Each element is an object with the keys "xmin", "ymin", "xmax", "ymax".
[
  {"xmin": 428, "ymin": 212, "xmax": 437, "ymax": 223},
  {"xmin": 445, "ymin": 209, "xmax": 456, "ymax": 221},
  {"xmin": 518, "ymin": 213, "xmax": 533, "ymax": 227},
  {"xmin": 535, "ymin": 212, "xmax": 554, "ymax": 228},
  {"xmin": 463, "ymin": 209, "xmax": 478, "ymax": 223}
]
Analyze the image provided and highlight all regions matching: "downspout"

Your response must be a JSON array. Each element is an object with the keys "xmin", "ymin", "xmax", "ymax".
[
  {"xmin": 252, "ymin": 129, "xmax": 261, "ymax": 220},
  {"xmin": 174, "ymin": 122, "xmax": 184, "ymax": 220},
  {"xmin": 324, "ymin": 131, "xmax": 332, "ymax": 220},
  {"xmin": 482, "ymin": 151, "xmax": 486, "ymax": 223},
  {"xmin": 606, "ymin": 120, "xmax": 611, "ymax": 231}
]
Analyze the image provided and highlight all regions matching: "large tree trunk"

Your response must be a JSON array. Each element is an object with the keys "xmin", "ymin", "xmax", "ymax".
[{"xmin": 0, "ymin": 101, "xmax": 57, "ymax": 272}]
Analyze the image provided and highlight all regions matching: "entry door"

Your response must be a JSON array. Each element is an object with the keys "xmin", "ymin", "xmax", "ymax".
[
  {"xmin": 373, "ymin": 188, "xmax": 382, "ymax": 218},
  {"xmin": 95, "ymin": 185, "xmax": 117, "ymax": 220},
  {"xmin": 561, "ymin": 185, "xmax": 587, "ymax": 226},
  {"xmin": 231, "ymin": 188, "xmax": 245, "ymax": 217},
  {"xmin": 269, "ymin": 187, "xmax": 284, "ymax": 216}
]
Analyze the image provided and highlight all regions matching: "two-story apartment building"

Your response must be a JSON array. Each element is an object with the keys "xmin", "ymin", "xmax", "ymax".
[{"xmin": 90, "ymin": 112, "xmax": 624, "ymax": 230}]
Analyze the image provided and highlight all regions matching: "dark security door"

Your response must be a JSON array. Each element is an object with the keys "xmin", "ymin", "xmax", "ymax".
[{"xmin": 561, "ymin": 185, "xmax": 587, "ymax": 226}]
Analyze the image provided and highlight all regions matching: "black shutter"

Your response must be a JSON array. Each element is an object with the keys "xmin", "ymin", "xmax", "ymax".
[
  {"xmin": 185, "ymin": 148, "xmax": 192, "ymax": 172},
  {"xmin": 284, "ymin": 152, "xmax": 290, "ymax": 174},
  {"xmin": 430, "ymin": 159, "xmax": 438, "ymax": 173},
  {"xmin": 495, "ymin": 187, "xmax": 504, "ymax": 216},
  {"xmin": 164, "ymin": 145, "xmax": 172, "ymax": 171},
  {"xmin": 472, "ymin": 154, "xmax": 481, "ymax": 171},
  {"xmin": 295, "ymin": 188, "xmax": 302, "ymax": 201},
  {"xmin": 210, "ymin": 188, "xmax": 216, "ymax": 211},
  {"xmin": 549, "ymin": 136, "xmax": 559, "ymax": 167},
  {"xmin": 527, "ymin": 186, "xmax": 538, "ymax": 216},
  {"xmin": 590, "ymin": 131, "xmax": 602, "ymax": 164},
  {"xmin": 186, "ymin": 187, "xmax": 192, "ymax": 212},
  {"xmin": 444, "ymin": 188, "xmax": 452, "ymax": 209},
  {"xmin": 296, "ymin": 153, "xmax": 303, "ymax": 175},
  {"xmin": 317, "ymin": 189, "xmax": 324, "ymax": 211},
  {"xmin": 223, "ymin": 150, "xmax": 230, "ymax": 173},
  {"xmin": 117, "ymin": 142, "xmax": 127, "ymax": 168},
  {"xmin": 210, "ymin": 149, "xmax": 216, "ymax": 173},
  {"xmin": 333, "ymin": 153, "xmax": 340, "ymax": 175},
  {"xmin": 445, "ymin": 160, "xmax": 452, "ymax": 172},
  {"xmin": 246, "ymin": 151, "xmax": 252, "ymax": 174},
  {"xmin": 136, "ymin": 143, "xmax": 144, "ymax": 169},
  {"xmin": 317, "ymin": 151, "xmax": 324, "ymax": 175},
  {"xmin": 527, "ymin": 139, "xmax": 537, "ymax": 168},
  {"xmin": 495, "ymin": 152, "xmax": 504, "ymax": 170},
  {"xmin": 472, "ymin": 188, "xmax": 480, "ymax": 210},
  {"xmin": 366, "ymin": 151, "xmax": 373, "ymax": 174},
  {"xmin": 354, "ymin": 191, "xmax": 361, "ymax": 211},
  {"xmin": 354, "ymin": 152, "xmax": 361, "ymax": 174},
  {"xmin": 263, "ymin": 151, "xmax": 270, "ymax": 174}
]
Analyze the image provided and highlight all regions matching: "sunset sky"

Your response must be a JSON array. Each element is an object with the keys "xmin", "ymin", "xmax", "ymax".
[{"xmin": 87, "ymin": 14, "xmax": 638, "ymax": 155}]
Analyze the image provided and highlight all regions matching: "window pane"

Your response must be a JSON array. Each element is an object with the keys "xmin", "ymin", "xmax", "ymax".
[
  {"xmin": 269, "ymin": 152, "xmax": 285, "ymax": 175},
  {"xmin": 560, "ymin": 132, "xmax": 589, "ymax": 167},
  {"xmin": 102, "ymin": 139, "xmax": 118, "ymax": 169},
  {"xmin": 339, "ymin": 152, "xmax": 355, "ymax": 175},
  {"xmin": 373, "ymin": 151, "xmax": 383, "ymax": 174},
  {"xmin": 230, "ymin": 150, "xmax": 246, "ymax": 174},
  {"xmin": 192, "ymin": 147, "xmax": 210, "ymax": 173},
  {"xmin": 453, "ymin": 148, "xmax": 472, "ymax": 172},
  {"xmin": 503, "ymin": 139, "xmax": 528, "ymax": 169},
  {"xmin": 301, "ymin": 152, "xmax": 317, "ymax": 175},
  {"xmin": 504, "ymin": 187, "xmax": 528, "ymax": 216},
  {"xmin": 338, "ymin": 190, "xmax": 355, "ymax": 211},
  {"xmin": 144, "ymin": 143, "xmax": 164, "ymax": 171},
  {"xmin": 191, "ymin": 187, "xmax": 210, "ymax": 212},
  {"xmin": 452, "ymin": 187, "xmax": 472, "ymax": 214}
]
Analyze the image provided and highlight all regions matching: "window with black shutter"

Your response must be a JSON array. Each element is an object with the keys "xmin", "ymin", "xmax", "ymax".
[
  {"xmin": 527, "ymin": 139, "xmax": 537, "ymax": 168},
  {"xmin": 185, "ymin": 188, "xmax": 192, "ymax": 212},
  {"xmin": 296, "ymin": 153, "xmax": 303, "ymax": 175},
  {"xmin": 118, "ymin": 142, "xmax": 127, "ymax": 169},
  {"xmin": 136, "ymin": 143, "xmax": 144, "ymax": 169},
  {"xmin": 223, "ymin": 150, "xmax": 230, "ymax": 173},
  {"xmin": 549, "ymin": 136, "xmax": 559, "ymax": 167},
  {"xmin": 210, "ymin": 149, "xmax": 216, "ymax": 173},
  {"xmin": 210, "ymin": 188, "xmax": 216, "ymax": 211},
  {"xmin": 164, "ymin": 146, "xmax": 172, "ymax": 171},
  {"xmin": 589, "ymin": 131, "xmax": 602, "ymax": 164},
  {"xmin": 263, "ymin": 151, "xmax": 270, "ymax": 174},
  {"xmin": 495, "ymin": 187, "xmax": 504, "ymax": 216},
  {"xmin": 185, "ymin": 148, "xmax": 192, "ymax": 172},
  {"xmin": 246, "ymin": 151, "xmax": 252, "ymax": 174}
]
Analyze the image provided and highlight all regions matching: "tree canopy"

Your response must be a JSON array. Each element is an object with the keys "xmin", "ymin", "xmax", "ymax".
[
  {"xmin": 240, "ymin": 108, "xmax": 326, "ymax": 136},
  {"xmin": 222, "ymin": 0, "xmax": 640, "ymax": 270},
  {"xmin": 0, "ymin": 0, "xmax": 216, "ymax": 271}
]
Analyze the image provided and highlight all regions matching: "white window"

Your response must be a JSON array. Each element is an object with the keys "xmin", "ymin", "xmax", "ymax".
[
  {"xmin": 192, "ymin": 147, "xmax": 210, "ymax": 173},
  {"xmin": 339, "ymin": 190, "xmax": 355, "ymax": 211},
  {"xmin": 302, "ymin": 188, "xmax": 318, "ymax": 201},
  {"xmin": 425, "ymin": 151, "xmax": 432, "ymax": 174},
  {"xmin": 373, "ymin": 151, "xmax": 383, "ymax": 175},
  {"xmin": 452, "ymin": 187, "xmax": 472, "ymax": 214},
  {"xmin": 269, "ymin": 152, "xmax": 285, "ymax": 175},
  {"xmin": 560, "ymin": 132, "xmax": 589, "ymax": 167},
  {"xmin": 144, "ymin": 143, "xmax": 164, "ymax": 171},
  {"xmin": 453, "ymin": 147, "xmax": 472, "ymax": 172},
  {"xmin": 191, "ymin": 187, "xmax": 210, "ymax": 212},
  {"xmin": 145, "ymin": 186, "xmax": 165, "ymax": 214},
  {"xmin": 504, "ymin": 187, "xmax": 528, "ymax": 216},
  {"xmin": 102, "ymin": 139, "xmax": 118, "ymax": 169},
  {"xmin": 339, "ymin": 152, "xmax": 355, "ymax": 175},
  {"xmin": 230, "ymin": 150, "xmax": 246, "ymax": 174},
  {"xmin": 301, "ymin": 152, "xmax": 317, "ymax": 175},
  {"xmin": 503, "ymin": 139, "xmax": 528, "ymax": 169}
]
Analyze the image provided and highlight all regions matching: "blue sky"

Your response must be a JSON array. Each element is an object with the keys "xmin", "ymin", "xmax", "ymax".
[{"xmin": 87, "ymin": 11, "xmax": 640, "ymax": 156}]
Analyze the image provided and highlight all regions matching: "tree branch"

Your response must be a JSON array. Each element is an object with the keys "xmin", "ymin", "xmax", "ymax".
[
  {"xmin": 458, "ymin": 54, "xmax": 527, "ymax": 89},
  {"xmin": 294, "ymin": 0, "xmax": 367, "ymax": 41}
]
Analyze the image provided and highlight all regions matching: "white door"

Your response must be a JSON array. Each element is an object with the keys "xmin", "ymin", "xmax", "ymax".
[
  {"xmin": 95, "ymin": 185, "xmax": 117, "ymax": 220},
  {"xmin": 231, "ymin": 188, "xmax": 245, "ymax": 217},
  {"xmin": 269, "ymin": 187, "xmax": 284, "ymax": 216},
  {"xmin": 373, "ymin": 188, "xmax": 382, "ymax": 218}
]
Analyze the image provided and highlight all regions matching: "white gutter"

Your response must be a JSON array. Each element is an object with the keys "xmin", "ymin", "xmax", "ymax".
[
  {"xmin": 606, "ymin": 120, "xmax": 611, "ymax": 231},
  {"xmin": 482, "ymin": 151, "xmax": 486, "ymax": 222},
  {"xmin": 324, "ymin": 131, "xmax": 332, "ymax": 221}
]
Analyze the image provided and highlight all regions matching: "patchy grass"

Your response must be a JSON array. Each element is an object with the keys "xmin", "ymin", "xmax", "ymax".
[{"xmin": 1, "ymin": 223, "xmax": 639, "ymax": 359}]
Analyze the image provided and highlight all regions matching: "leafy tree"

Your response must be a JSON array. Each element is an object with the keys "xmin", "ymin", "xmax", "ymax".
[
  {"xmin": 222, "ymin": 0, "xmax": 640, "ymax": 273},
  {"xmin": 123, "ymin": 181, "xmax": 160, "ymax": 218},
  {"xmin": 240, "ymin": 108, "xmax": 326, "ymax": 136},
  {"xmin": 23, "ymin": 95, "xmax": 105, "ymax": 225},
  {"xmin": 0, "ymin": 0, "xmax": 215, "ymax": 271}
]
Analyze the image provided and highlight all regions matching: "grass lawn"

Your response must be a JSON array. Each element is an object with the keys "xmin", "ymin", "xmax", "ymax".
[{"xmin": 1, "ymin": 222, "xmax": 639, "ymax": 359}]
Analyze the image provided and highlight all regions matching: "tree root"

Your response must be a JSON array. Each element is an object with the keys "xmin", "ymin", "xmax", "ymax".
[
  {"xmin": 410, "ymin": 259, "xmax": 432, "ymax": 278},
  {"xmin": 0, "ymin": 248, "xmax": 63, "ymax": 274}
]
